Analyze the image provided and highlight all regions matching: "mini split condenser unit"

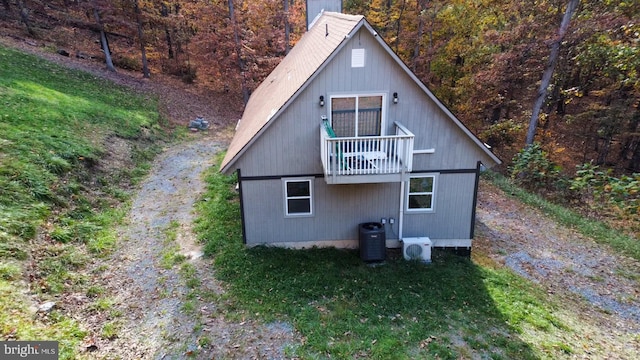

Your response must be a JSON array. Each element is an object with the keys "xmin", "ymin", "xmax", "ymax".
[{"xmin": 402, "ymin": 237, "xmax": 431, "ymax": 263}]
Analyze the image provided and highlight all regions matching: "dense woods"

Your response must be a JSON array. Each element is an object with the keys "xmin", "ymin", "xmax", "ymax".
[{"xmin": 1, "ymin": 1, "xmax": 638, "ymax": 195}]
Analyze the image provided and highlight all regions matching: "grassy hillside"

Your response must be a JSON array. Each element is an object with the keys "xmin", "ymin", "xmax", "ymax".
[{"xmin": 0, "ymin": 44, "xmax": 166, "ymax": 359}]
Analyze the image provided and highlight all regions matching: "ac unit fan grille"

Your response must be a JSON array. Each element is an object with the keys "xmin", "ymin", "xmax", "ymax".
[{"xmin": 406, "ymin": 244, "xmax": 423, "ymax": 259}]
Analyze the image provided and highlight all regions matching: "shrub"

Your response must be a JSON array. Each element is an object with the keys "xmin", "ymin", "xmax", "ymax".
[
  {"xmin": 181, "ymin": 66, "xmax": 197, "ymax": 84},
  {"xmin": 113, "ymin": 55, "xmax": 141, "ymax": 71},
  {"xmin": 510, "ymin": 143, "xmax": 561, "ymax": 192},
  {"xmin": 570, "ymin": 163, "xmax": 640, "ymax": 215},
  {"xmin": 611, "ymin": 174, "xmax": 640, "ymax": 215},
  {"xmin": 480, "ymin": 119, "xmax": 523, "ymax": 148},
  {"xmin": 161, "ymin": 61, "xmax": 197, "ymax": 84}
]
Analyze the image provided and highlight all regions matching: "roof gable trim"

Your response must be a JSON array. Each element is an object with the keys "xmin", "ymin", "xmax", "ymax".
[
  {"xmin": 220, "ymin": 18, "xmax": 367, "ymax": 173},
  {"xmin": 361, "ymin": 21, "xmax": 501, "ymax": 165}
]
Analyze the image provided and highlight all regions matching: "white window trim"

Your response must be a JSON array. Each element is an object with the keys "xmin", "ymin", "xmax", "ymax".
[
  {"xmin": 328, "ymin": 93, "xmax": 387, "ymax": 136},
  {"xmin": 283, "ymin": 177, "xmax": 314, "ymax": 217},
  {"xmin": 405, "ymin": 174, "xmax": 437, "ymax": 213}
]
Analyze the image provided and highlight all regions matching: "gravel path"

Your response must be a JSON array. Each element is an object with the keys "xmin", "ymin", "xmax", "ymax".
[
  {"xmin": 89, "ymin": 136, "xmax": 299, "ymax": 359},
  {"xmin": 475, "ymin": 182, "xmax": 640, "ymax": 358},
  {"xmin": 94, "ymin": 138, "xmax": 221, "ymax": 358}
]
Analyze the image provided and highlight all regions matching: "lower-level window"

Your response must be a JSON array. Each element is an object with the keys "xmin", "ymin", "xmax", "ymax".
[
  {"xmin": 406, "ymin": 175, "xmax": 437, "ymax": 212},
  {"xmin": 283, "ymin": 178, "xmax": 313, "ymax": 216}
]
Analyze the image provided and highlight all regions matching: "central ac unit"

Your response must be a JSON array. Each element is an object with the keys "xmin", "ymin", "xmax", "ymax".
[{"xmin": 402, "ymin": 237, "xmax": 431, "ymax": 263}]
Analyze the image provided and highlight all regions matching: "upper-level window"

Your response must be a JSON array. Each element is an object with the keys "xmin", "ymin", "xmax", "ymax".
[{"xmin": 330, "ymin": 95, "xmax": 383, "ymax": 137}]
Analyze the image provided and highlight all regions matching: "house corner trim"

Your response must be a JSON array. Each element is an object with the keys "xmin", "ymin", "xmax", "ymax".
[
  {"xmin": 237, "ymin": 168, "xmax": 247, "ymax": 245},
  {"xmin": 470, "ymin": 161, "xmax": 482, "ymax": 239}
]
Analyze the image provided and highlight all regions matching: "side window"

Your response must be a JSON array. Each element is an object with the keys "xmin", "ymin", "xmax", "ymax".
[
  {"xmin": 406, "ymin": 175, "xmax": 436, "ymax": 212},
  {"xmin": 283, "ymin": 178, "xmax": 313, "ymax": 216}
]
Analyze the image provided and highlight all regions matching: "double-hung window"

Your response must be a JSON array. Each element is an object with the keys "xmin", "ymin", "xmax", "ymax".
[
  {"xmin": 283, "ymin": 178, "xmax": 313, "ymax": 216},
  {"xmin": 406, "ymin": 175, "xmax": 437, "ymax": 212}
]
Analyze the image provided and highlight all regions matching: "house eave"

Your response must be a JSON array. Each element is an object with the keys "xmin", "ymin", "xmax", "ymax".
[{"xmin": 220, "ymin": 16, "xmax": 368, "ymax": 174}]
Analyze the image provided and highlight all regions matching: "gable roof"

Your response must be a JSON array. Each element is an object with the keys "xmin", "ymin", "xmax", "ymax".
[
  {"xmin": 220, "ymin": 12, "xmax": 363, "ymax": 173},
  {"xmin": 220, "ymin": 12, "xmax": 500, "ymax": 173}
]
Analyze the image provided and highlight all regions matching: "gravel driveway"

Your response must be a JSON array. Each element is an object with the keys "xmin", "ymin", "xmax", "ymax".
[
  {"xmin": 475, "ymin": 182, "xmax": 640, "ymax": 358},
  {"xmin": 87, "ymin": 136, "xmax": 299, "ymax": 359}
]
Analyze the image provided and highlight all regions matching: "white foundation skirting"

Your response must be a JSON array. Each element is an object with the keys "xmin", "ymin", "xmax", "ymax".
[{"xmin": 246, "ymin": 238, "xmax": 472, "ymax": 249}]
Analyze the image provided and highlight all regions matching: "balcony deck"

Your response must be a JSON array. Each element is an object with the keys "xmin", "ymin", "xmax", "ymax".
[{"xmin": 320, "ymin": 121, "xmax": 415, "ymax": 184}]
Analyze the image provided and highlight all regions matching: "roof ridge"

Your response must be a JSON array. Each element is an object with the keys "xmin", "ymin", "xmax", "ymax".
[
  {"xmin": 322, "ymin": 12, "xmax": 363, "ymax": 21},
  {"xmin": 220, "ymin": 11, "xmax": 362, "ymax": 172}
]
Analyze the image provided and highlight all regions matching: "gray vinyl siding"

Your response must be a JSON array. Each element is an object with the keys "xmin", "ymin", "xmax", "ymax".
[
  {"xmin": 402, "ymin": 172, "xmax": 477, "ymax": 239},
  {"xmin": 306, "ymin": 1, "xmax": 342, "ymax": 29},
  {"xmin": 241, "ymin": 179, "xmax": 400, "ymax": 244},
  {"xmin": 232, "ymin": 27, "xmax": 492, "ymax": 177},
  {"xmin": 232, "ymin": 90, "xmax": 323, "ymax": 177},
  {"xmin": 233, "ymin": 26, "xmax": 487, "ymax": 245},
  {"xmin": 240, "ymin": 172, "xmax": 476, "ymax": 245}
]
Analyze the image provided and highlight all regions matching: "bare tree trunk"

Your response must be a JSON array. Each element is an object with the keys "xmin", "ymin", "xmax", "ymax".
[
  {"xmin": 134, "ymin": 0, "xmax": 150, "ymax": 78},
  {"xmin": 16, "ymin": 0, "xmax": 34, "ymax": 36},
  {"xmin": 412, "ymin": 1, "xmax": 426, "ymax": 72},
  {"xmin": 165, "ymin": 28, "xmax": 174, "ymax": 59},
  {"xmin": 425, "ymin": 3, "xmax": 437, "ymax": 74},
  {"xmin": 394, "ymin": 0, "xmax": 406, "ymax": 54},
  {"xmin": 629, "ymin": 138, "xmax": 640, "ymax": 172},
  {"xmin": 542, "ymin": 81, "xmax": 561, "ymax": 130},
  {"xmin": 597, "ymin": 135, "xmax": 612, "ymax": 165},
  {"xmin": 284, "ymin": 0, "xmax": 290, "ymax": 54},
  {"xmin": 92, "ymin": 2, "xmax": 116, "ymax": 72},
  {"xmin": 228, "ymin": 0, "xmax": 249, "ymax": 104},
  {"xmin": 160, "ymin": 3, "xmax": 174, "ymax": 59},
  {"xmin": 525, "ymin": 0, "xmax": 579, "ymax": 145}
]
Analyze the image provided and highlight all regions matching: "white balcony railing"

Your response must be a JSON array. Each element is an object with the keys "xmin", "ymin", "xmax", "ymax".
[{"xmin": 320, "ymin": 120, "xmax": 414, "ymax": 182}]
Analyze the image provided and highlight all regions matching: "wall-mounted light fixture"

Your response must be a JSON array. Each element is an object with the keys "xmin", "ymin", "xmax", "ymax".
[
  {"xmin": 319, "ymin": 95, "xmax": 325, "ymax": 107},
  {"xmin": 393, "ymin": 92, "xmax": 398, "ymax": 104}
]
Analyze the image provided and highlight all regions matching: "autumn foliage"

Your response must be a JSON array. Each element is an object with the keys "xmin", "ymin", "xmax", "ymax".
[{"xmin": 1, "ymin": 0, "xmax": 638, "ymax": 174}]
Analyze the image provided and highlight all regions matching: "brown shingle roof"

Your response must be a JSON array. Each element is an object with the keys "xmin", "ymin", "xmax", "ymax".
[{"xmin": 220, "ymin": 12, "xmax": 364, "ymax": 173}]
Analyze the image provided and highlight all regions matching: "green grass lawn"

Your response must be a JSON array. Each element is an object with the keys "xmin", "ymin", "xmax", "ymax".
[
  {"xmin": 0, "ymin": 44, "xmax": 165, "ymax": 359},
  {"xmin": 195, "ymin": 154, "xmax": 587, "ymax": 360}
]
